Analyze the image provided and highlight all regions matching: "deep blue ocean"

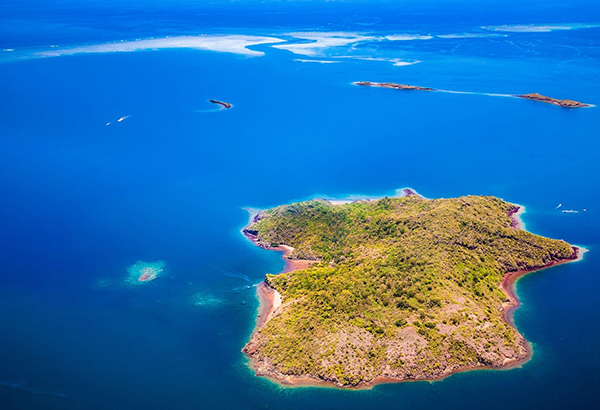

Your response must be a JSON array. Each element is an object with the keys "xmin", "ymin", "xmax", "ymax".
[{"xmin": 1, "ymin": 1, "xmax": 599, "ymax": 409}]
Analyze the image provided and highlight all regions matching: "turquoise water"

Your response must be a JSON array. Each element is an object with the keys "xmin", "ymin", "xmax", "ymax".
[{"xmin": 1, "ymin": 1, "xmax": 599, "ymax": 409}]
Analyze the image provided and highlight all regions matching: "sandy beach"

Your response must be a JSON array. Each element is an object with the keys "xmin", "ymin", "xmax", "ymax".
[
  {"xmin": 255, "ymin": 282, "xmax": 281, "ymax": 329},
  {"xmin": 509, "ymin": 204, "xmax": 527, "ymax": 230},
  {"xmin": 242, "ymin": 227, "xmax": 315, "ymax": 333},
  {"xmin": 250, "ymin": 243, "xmax": 314, "ymax": 330}
]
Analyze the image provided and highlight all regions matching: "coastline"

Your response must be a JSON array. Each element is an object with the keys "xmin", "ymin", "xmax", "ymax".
[
  {"xmin": 254, "ymin": 282, "xmax": 281, "ymax": 329},
  {"xmin": 243, "ymin": 203, "xmax": 585, "ymax": 389},
  {"xmin": 502, "ymin": 204, "xmax": 587, "ymax": 325},
  {"xmin": 515, "ymin": 93, "xmax": 591, "ymax": 108},
  {"xmin": 242, "ymin": 220, "xmax": 316, "ymax": 333},
  {"xmin": 250, "ymin": 244, "xmax": 313, "ymax": 330},
  {"xmin": 500, "ymin": 243, "xmax": 586, "ymax": 326},
  {"xmin": 508, "ymin": 204, "xmax": 526, "ymax": 230}
]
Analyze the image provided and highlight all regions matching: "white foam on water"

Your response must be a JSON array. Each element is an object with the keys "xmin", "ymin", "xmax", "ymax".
[
  {"xmin": 309, "ymin": 187, "xmax": 425, "ymax": 205},
  {"xmin": 272, "ymin": 32, "xmax": 375, "ymax": 56},
  {"xmin": 385, "ymin": 34, "xmax": 433, "ymax": 41},
  {"xmin": 437, "ymin": 33, "xmax": 507, "ymax": 39},
  {"xmin": 294, "ymin": 59, "xmax": 341, "ymax": 64},
  {"xmin": 482, "ymin": 23, "xmax": 600, "ymax": 33},
  {"xmin": 391, "ymin": 60, "xmax": 421, "ymax": 67},
  {"xmin": 31, "ymin": 35, "xmax": 285, "ymax": 59},
  {"xmin": 337, "ymin": 55, "xmax": 421, "ymax": 67},
  {"xmin": 511, "ymin": 204, "xmax": 527, "ymax": 231}
]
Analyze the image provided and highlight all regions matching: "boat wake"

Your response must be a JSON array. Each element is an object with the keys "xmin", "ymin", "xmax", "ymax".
[
  {"xmin": 223, "ymin": 268, "xmax": 250, "ymax": 282},
  {"xmin": 106, "ymin": 115, "xmax": 131, "ymax": 125},
  {"xmin": 195, "ymin": 107, "xmax": 226, "ymax": 113},
  {"xmin": 435, "ymin": 89, "xmax": 514, "ymax": 98}
]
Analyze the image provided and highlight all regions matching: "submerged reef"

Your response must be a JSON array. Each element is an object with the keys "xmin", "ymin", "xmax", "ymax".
[
  {"xmin": 191, "ymin": 292, "xmax": 224, "ymax": 307},
  {"xmin": 126, "ymin": 260, "xmax": 165, "ymax": 284}
]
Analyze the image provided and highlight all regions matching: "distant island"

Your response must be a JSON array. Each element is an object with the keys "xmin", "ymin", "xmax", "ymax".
[
  {"xmin": 515, "ymin": 93, "xmax": 590, "ymax": 108},
  {"xmin": 243, "ymin": 192, "xmax": 579, "ymax": 388},
  {"xmin": 355, "ymin": 81, "xmax": 590, "ymax": 108},
  {"xmin": 209, "ymin": 99, "xmax": 232, "ymax": 109},
  {"xmin": 354, "ymin": 81, "xmax": 435, "ymax": 91}
]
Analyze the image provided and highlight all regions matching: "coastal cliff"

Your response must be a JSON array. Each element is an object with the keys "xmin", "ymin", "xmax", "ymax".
[{"xmin": 243, "ymin": 195, "xmax": 578, "ymax": 388}]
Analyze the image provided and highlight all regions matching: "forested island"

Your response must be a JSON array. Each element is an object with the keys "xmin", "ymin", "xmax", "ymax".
[{"xmin": 243, "ymin": 193, "xmax": 579, "ymax": 387}]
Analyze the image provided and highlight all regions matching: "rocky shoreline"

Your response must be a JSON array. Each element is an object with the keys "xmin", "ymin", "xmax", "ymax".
[
  {"xmin": 242, "ymin": 201, "xmax": 582, "ymax": 389},
  {"xmin": 515, "ymin": 93, "xmax": 591, "ymax": 108},
  {"xmin": 500, "ymin": 205, "xmax": 581, "ymax": 326},
  {"xmin": 515, "ymin": 93, "xmax": 590, "ymax": 108}
]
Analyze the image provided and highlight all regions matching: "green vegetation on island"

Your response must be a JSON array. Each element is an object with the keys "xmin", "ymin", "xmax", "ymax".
[{"xmin": 243, "ymin": 194, "xmax": 576, "ymax": 387}]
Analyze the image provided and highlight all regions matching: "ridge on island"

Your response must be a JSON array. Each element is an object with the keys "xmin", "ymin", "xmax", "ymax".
[
  {"xmin": 515, "ymin": 93, "xmax": 590, "ymax": 108},
  {"xmin": 243, "ymin": 194, "xmax": 578, "ymax": 388}
]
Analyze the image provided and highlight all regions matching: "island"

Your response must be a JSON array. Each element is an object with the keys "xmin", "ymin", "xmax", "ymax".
[
  {"xmin": 515, "ymin": 93, "xmax": 590, "ymax": 108},
  {"xmin": 354, "ymin": 81, "xmax": 435, "ymax": 91},
  {"xmin": 243, "ymin": 193, "xmax": 580, "ymax": 388},
  {"xmin": 209, "ymin": 99, "xmax": 232, "ymax": 109}
]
